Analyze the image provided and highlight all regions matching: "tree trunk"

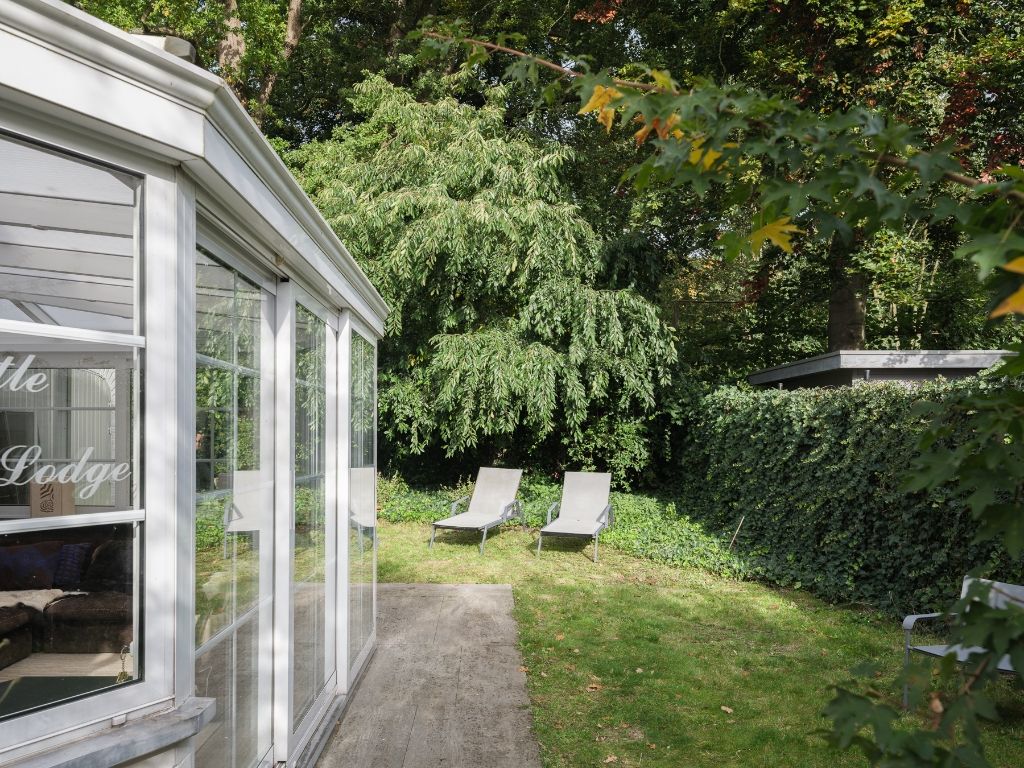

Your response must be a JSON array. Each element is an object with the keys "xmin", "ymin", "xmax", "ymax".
[
  {"xmin": 255, "ymin": 0, "xmax": 304, "ymax": 116},
  {"xmin": 217, "ymin": 0, "xmax": 246, "ymax": 91},
  {"xmin": 827, "ymin": 242, "xmax": 867, "ymax": 351}
]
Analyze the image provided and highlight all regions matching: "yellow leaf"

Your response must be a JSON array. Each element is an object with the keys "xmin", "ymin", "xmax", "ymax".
[
  {"xmin": 686, "ymin": 137, "xmax": 736, "ymax": 170},
  {"xmin": 634, "ymin": 114, "xmax": 680, "ymax": 145},
  {"xmin": 748, "ymin": 217, "xmax": 803, "ymax": 254},
  {"xmin": 991, "ymin": 285, "xmax": 1024, "ymax": 318},
  {"xmin": 650, "ymin": 69, "xmax": 675, "ymax": 91},
  {"xmin": 579, "ymin": 84, "xmax": 621, "ymax": 115},
  {"xmin": 580, "ymin": 85, "xmax": 622, "ymax": 133},
  {"xmin": 1002, "ymin": 256, "xmax": 1024, "ymax": 274}
]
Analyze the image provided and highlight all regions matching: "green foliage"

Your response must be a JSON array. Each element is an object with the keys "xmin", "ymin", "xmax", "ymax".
[
  {"xmin": 286, "ymin": 76, "xmax": 675, "ymax": 480},
  {"xmin": 674, "ymin": 379, "xmax": 1024, "ymax": 614}
]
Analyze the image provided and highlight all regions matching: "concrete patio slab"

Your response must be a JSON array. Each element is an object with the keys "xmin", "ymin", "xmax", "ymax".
[{"xmin": 317, "ymin": 584, "xmax": 542, "ymax": 768}]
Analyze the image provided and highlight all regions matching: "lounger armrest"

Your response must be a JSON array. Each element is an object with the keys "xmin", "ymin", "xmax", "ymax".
[
  {"xmin": 449, "ymin": 495, "xmax": 470, "ymax": 515},
  {"xmin": 501, "ymin": 500, "xmax": 522, "ymax": 522},
  {"xmin": 902, "ymin": 612, "xmax": 946, "ymax": 631},
  {"xmin": 546, "ymin": 502, "xmax": 559, "ymax": 525},
  {"xmin": 596, "ymin": 504, "xmax": 612, "ymax": 527}
]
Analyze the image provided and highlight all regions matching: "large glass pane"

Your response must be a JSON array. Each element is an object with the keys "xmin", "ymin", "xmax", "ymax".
[
  {"xmin": 194, "ymin": 252, "xmax": 270, "ymax": 768},
  {"xmin": 0, "ymin": 134, "xmax": 143, "ymax": 724},
  {"xmin": 0, "ymin": 133, "xmax": 139, "ymax": 336},
  {"xmin": 0, "ymin": 360, "xmax": 136, "ymax": 516},
  {"xmin": 0, "ymin": 521, "xmax": 140, "ymax": 720},
  {"xmin": 349, "ymin": 332, "xmax": 376, "ymax": 668},
  {"xmin": 292, "ymin": 304, "xmax": 327, "ymax": 730}
]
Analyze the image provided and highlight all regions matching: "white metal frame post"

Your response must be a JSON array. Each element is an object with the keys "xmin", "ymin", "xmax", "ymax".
[
  {"xmin": 272, "ymin": 279, "xmax": 296, "ymax": 764},
  {"xmin": 335, "ymin": 309, "xmax": 352, "ymax": 695},
  {"xmin": 174, "ymin": 168, "xmax": 198, "ymax": 708}
]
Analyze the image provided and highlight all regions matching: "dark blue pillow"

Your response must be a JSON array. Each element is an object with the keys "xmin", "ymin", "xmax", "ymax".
[
  {"xmin": 0, "ymin": 541, "xmax": 63, "ymax": 590},
  {"xmin": 53, "ymin": 543, "xmax": 93, "ymax": 591}
]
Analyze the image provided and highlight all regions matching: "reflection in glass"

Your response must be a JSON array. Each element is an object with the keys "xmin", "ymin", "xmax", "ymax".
[
  {"xmin": 292, "ymin": 304, "xmax": 327, "ymax": 730},
  {"xmin": 0, "ymin": 133, "xmax": 139, "ymax": 335},
  {"xmin": 0, "ymin": 522, "xmax": 139, "ymax": 720},
  {"xmin": 349, "ymin": 332, "xmax": 376, "ymax": 668},
  {"xmin": 0, "ymin": 363, "xmax": 136, "ymax": 514},
  {"xmin": 194, "ymin": 252, "xmax": 269, "ymax": 768}
]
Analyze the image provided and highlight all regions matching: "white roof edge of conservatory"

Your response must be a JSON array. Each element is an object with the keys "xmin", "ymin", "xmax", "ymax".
[
  {"xmin": 0, "ymin": 0, "xmax": 389, "ymax": 335},
  {"xmin": 748, "ymin": 349, "xmax": 1009, "ymax": 385}
]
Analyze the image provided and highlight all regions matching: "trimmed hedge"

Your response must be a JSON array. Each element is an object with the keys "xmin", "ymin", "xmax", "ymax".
[
  {"xmin": 677, "ymin": 379, "xmax": 1024, "ymax": 614},
  {"xmin": 377, "ymin": 474, "xmax": 745, "ymax": 577}
]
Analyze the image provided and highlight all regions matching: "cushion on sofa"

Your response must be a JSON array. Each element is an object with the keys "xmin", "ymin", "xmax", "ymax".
[
  {"xmin": 45, "ymin": 591, "xmax": 131, "ymax": 624},
  {"xmin": 79, "ymin": 540, "xmax": 132, "ymax": 593},
  {"xmin": 0, "ymin": 605, "xmax": 32, "ymax": 635},
  {"xmin": 0, "ymin": 541, "xmax": 63, "ymax": 590},
  {"xmin": 53, "ymin": 542, "xmax": 93, "ymax": 590}
]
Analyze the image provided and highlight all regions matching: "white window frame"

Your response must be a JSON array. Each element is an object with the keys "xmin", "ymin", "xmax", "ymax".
[
  {"xmin": 276, "ymin": 285, "xmax": 340, "ymax": 764},
  {"xmin": 344, "ymin": 318, "xmax": 378, "ymax": 684},
  {"xmin": 0, "ymin": 123, "xmax": 183, "ymax": 759}
]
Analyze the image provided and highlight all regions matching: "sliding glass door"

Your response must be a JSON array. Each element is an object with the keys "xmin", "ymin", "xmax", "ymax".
[
  {"xmin": 291, "ymin": 303, "xmax": 333, "ymax": 731},
  {"xmin": 194, "ymin": 249, "xmax": 274, "ymax": 768},
  {"xmin": 349, "ymin": 330, "xmax": 376, "ymax": 671}
]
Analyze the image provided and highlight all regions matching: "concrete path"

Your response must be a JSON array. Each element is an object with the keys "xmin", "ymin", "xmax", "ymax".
[{"xmin": 317, "ymin": 584, "xmax": 543, "ymax": 768}]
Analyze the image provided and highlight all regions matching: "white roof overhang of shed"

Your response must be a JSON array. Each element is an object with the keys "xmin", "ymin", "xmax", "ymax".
[
  {"xmin": 0, "ymin": 0, "xmax": 388, "ymax": 337},
  {"xmin": 748, "ymin": 350, "xmax": 1009, "ymax": 387}
]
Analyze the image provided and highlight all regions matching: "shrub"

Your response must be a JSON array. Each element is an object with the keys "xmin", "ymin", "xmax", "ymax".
[{"xmin": 676, "ymin": 378, "xmax": 1024, "ymax": 614}]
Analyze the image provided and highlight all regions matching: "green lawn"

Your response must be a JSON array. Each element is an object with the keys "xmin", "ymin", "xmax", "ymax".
[{"xmin": 377, "ymin": 520, "xmax": 1024, "ymax": 768}]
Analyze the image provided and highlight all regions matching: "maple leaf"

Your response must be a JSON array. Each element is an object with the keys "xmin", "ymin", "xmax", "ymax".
[
  {"xmin": 991, "ymin": 285, "xmax": 1024, "ymax": 317},
  {"xmin": 635, "ymin": 114, "xmax": 681, "ymax": 145},
  {"xmin": 748, "ymin": 217, "xmax": 802, "ymax": 253},
  {"xmin": 579, "ymin": 85, "xmax": 621, "ymax": 133}
]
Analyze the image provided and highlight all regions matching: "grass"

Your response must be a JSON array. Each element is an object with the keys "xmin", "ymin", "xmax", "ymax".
[{"xmin": 378, "ymin": 520, "xmax": 1024, "ymax": 768}]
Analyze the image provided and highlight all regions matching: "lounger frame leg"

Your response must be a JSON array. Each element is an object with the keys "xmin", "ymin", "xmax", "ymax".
[
  {"xmin": 902, "ymin": 630, "xmax": 912, "ymax": 710},
  {"xmin": 480, "ymin": 526, "xmax": 488, "ymax": 555},
  {"xmin": 429, "ymin": 525, "xmax": 436, "ymax": 549},
  {"xmin": 593, "ymin": 535, "xmax": 599, "ymax": 562},
  {"xmin": 536, "ymin": 533, "xmax": 543, "ymax": 556}
]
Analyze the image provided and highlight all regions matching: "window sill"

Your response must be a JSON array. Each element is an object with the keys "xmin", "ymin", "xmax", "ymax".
[{"xmin": 13, "ymin": 697, "xmax": 215, "ymax": 768}]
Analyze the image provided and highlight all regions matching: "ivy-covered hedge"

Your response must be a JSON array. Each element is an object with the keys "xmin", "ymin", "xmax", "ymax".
[
  {"xmin": 377, "ymin": 474, "xmax": 745, "ymax": 577},
  {"xmin": 677, "ymin": 379, "xmax": 1024, "ymax": 614}
]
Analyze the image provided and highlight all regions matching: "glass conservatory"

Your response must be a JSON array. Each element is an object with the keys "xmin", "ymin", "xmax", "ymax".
[{"xmin": 0, "ymin": 1, "xmax": 387, "ymax": 766}]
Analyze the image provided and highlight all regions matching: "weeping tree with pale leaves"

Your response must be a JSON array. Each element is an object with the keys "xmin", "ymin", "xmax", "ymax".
[{"xmin": 286, "ymin": 75, "xmax": 675, "ymax": 481}]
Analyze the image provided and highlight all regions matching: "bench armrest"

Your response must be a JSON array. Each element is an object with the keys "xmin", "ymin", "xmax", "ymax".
[{"xmin": 449, "ymin": 495, "xmax": 470, "ymax": 515}]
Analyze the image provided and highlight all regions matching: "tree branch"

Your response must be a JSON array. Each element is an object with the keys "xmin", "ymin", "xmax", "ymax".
[
  {"xmin": 424, "ymin": 32, "xmax": 1024, "ymax": 208},
  {"xmin": 422, "ymin": 31, "xmax": 661, "ymax": 92}
]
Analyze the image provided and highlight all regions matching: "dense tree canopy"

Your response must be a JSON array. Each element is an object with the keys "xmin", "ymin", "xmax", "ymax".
[
  {"xmin": 286, "ymin": 76, "xmax": 675, "ymax": 482},
  {"xmin": 80, "ymin": 0, "xmax": 1022, "ymax": 481}
]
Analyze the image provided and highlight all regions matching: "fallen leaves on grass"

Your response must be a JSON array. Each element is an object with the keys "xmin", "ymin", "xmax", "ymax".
[{"xmin": 721, "ymin": 705, "xmax": 734, "ymax": 714}]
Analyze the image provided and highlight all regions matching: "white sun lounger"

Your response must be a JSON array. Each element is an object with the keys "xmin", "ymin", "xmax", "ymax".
[
  {"xmin": 429, "ymin": 467, "xmax": 524, "ymax": 554},
  {"xmin": 536, "ymin": 471, "xmax": 613, "ymax": 562},
  {"xmin": 902, "ymin": 576, "xmax": 1023, "ymax": 708}
]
